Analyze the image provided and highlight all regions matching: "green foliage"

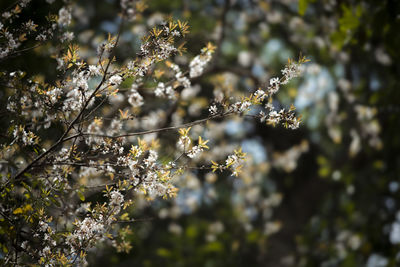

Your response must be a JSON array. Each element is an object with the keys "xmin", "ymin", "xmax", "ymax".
[
  {"xmin": 331, "ymin": 4, "xmax": 364, "ymax": 49},
  {"xmin": 298, "ymin": 0, "xmax": 316, "ymax": 16}
]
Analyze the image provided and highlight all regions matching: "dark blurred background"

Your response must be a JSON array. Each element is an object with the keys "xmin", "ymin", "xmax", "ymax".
[{"xmin": 1, "ymin": 0, "xmax": 400, "ymax": 266}]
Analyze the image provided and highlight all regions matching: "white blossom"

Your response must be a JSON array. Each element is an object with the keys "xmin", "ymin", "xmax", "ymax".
[
  {"xmin": 187, "ymin": 146, "xmax": 202, "ymax": 158},
  {"xmin": 58, "ymin": 7, "xmax": 71, "ymax": 27},
  {"xmin": 154, "ymin": 82, "xmax": 175, "ymax": 99},
  {"xmin": 209, "ymin": 105, "xmax": 218, "ymax": 115},
  {"xmin": 89, "ymin": 65, "xmax": 101, "ymax": 76},
  {"xmin": 268, "ymin": 77, "xmax": 280, "ymax": 95},
  {"xmin": 177, "ymin": 136, "xmax": 191, "ymax": 150},
  {"xmin": 128, "ymin": 87, "xmax": 144, "ymax": 107},
  {"xmin": 109, "ymin": 75, "xmax": 123, "ymax": 86},
  {"xmin": 109, "ymin": 190, "xmax": 124, "ymax": 214},
  {"xmin": 189, "ymin": 50, "xmax": 212, "ymax": 78}
]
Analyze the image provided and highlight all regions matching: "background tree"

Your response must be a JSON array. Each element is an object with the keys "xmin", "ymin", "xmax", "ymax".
[{"xmin": 1, "ymin": 0, "xmax": 399, "ymax": 266}]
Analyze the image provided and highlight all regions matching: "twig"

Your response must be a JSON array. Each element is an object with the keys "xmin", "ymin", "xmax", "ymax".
[
  {"xmin": 63, "ymin": 111, "xmax": 233, "ymax": 141},
  {"xmin": 5, "ymin": 18, "xmax": 126, "ymax": 187}
]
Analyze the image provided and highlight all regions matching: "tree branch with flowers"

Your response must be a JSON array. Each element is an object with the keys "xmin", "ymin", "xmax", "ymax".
[{"xmin": 0, "ymin": 0, "xmax": 307, "ymax": 265}]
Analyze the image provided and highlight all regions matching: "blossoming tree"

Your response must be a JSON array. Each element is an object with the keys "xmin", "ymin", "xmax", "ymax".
[{"xmin": 0, "ymin": 0, "xmax": 307, "ymax": 265}]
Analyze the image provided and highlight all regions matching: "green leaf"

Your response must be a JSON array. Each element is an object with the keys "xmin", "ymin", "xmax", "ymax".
[
  {"xmin": 77, "ymin": 190, "xmax": 85, "ymax": 201},
  {"xmin": 246, "ymin": 230, "xmax": 260, "ymax": 243},
  {"xmin": 185, "ymin": 225, "xmax": 198, "ymax": 238},
  {"xmin": 339, "ymin": 4, "xmax": 362, "ymax": 32},
  {"xmin": 13, "ymin": 207, "xmax": 23, "ymax": 214},
  {"xmin": 204, "ymin": 241, "xmax": 223, "ymax": 253},
  {"xmin": 156, "ymin": 248, "xmax": 171, "ymax": 258},
  {"xmin": 298, "ymin": 0, "xmax": 309, "ymax": 16}
]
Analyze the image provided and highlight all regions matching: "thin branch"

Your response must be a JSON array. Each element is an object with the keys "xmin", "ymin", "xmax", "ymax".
[
  {"xmin": 63, "ymin": 111, "xmax": 233, "ymax": 141},
  {"xmin": 5, "ymin": 43, "xmax": 43, "ymax": 58},
  {"xmin": 5, "ymin": 18, "xmax": 126, "ymax": 187},
  {"xmin": 113, "ymin": 217, "xmax": 154, "ymax": 224}
]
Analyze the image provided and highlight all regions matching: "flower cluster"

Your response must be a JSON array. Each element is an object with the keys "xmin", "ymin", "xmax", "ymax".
[
  {"xmin": 189, "ymin": 42, "xmax": 216, "ymax": 78},
  {"xmin": 127, "ymin": 19, "xmax": 189, "ymax": 77},
  {"xmin": 187, "ymin": 136, "xmax": 209, "ymax": 158},
  {"xmin": 12, "ymin": 125, "xmax": 39, "ymax": 146},
  {"xmin": 261, "ymin": 105, "xmax": 301, "ymax": 130},
  {"xmin": 58, "ymin": 7, "xmax": 71, "ymax": 27},
  {"xmin": 211, "ymin": 148, "xmax": 247, "ymax": 177},
  {"xmin": 168, "ymin": 61, "xmax": 191, "ymax": 89},
  {"xmin": 177, "ymin": 128, "xmax": 210, "ymax": 159},
  {"xmin": 128, "ymin": 84, "xmax": 144, "ymax": 107},
  {"xmin": 154, "ymin": 81, "xmax": 175, "ymax": 99},
  {"xmin": 0, "ymin": 1, "xmax": 72, "ymax": 60},
  {"xmin": 204, "ymin": 56, "xmax": 307, "ymax": 130},
  {"xmin": 177, "ymin": 127, "xmax": 192, "ymax": 150}
]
